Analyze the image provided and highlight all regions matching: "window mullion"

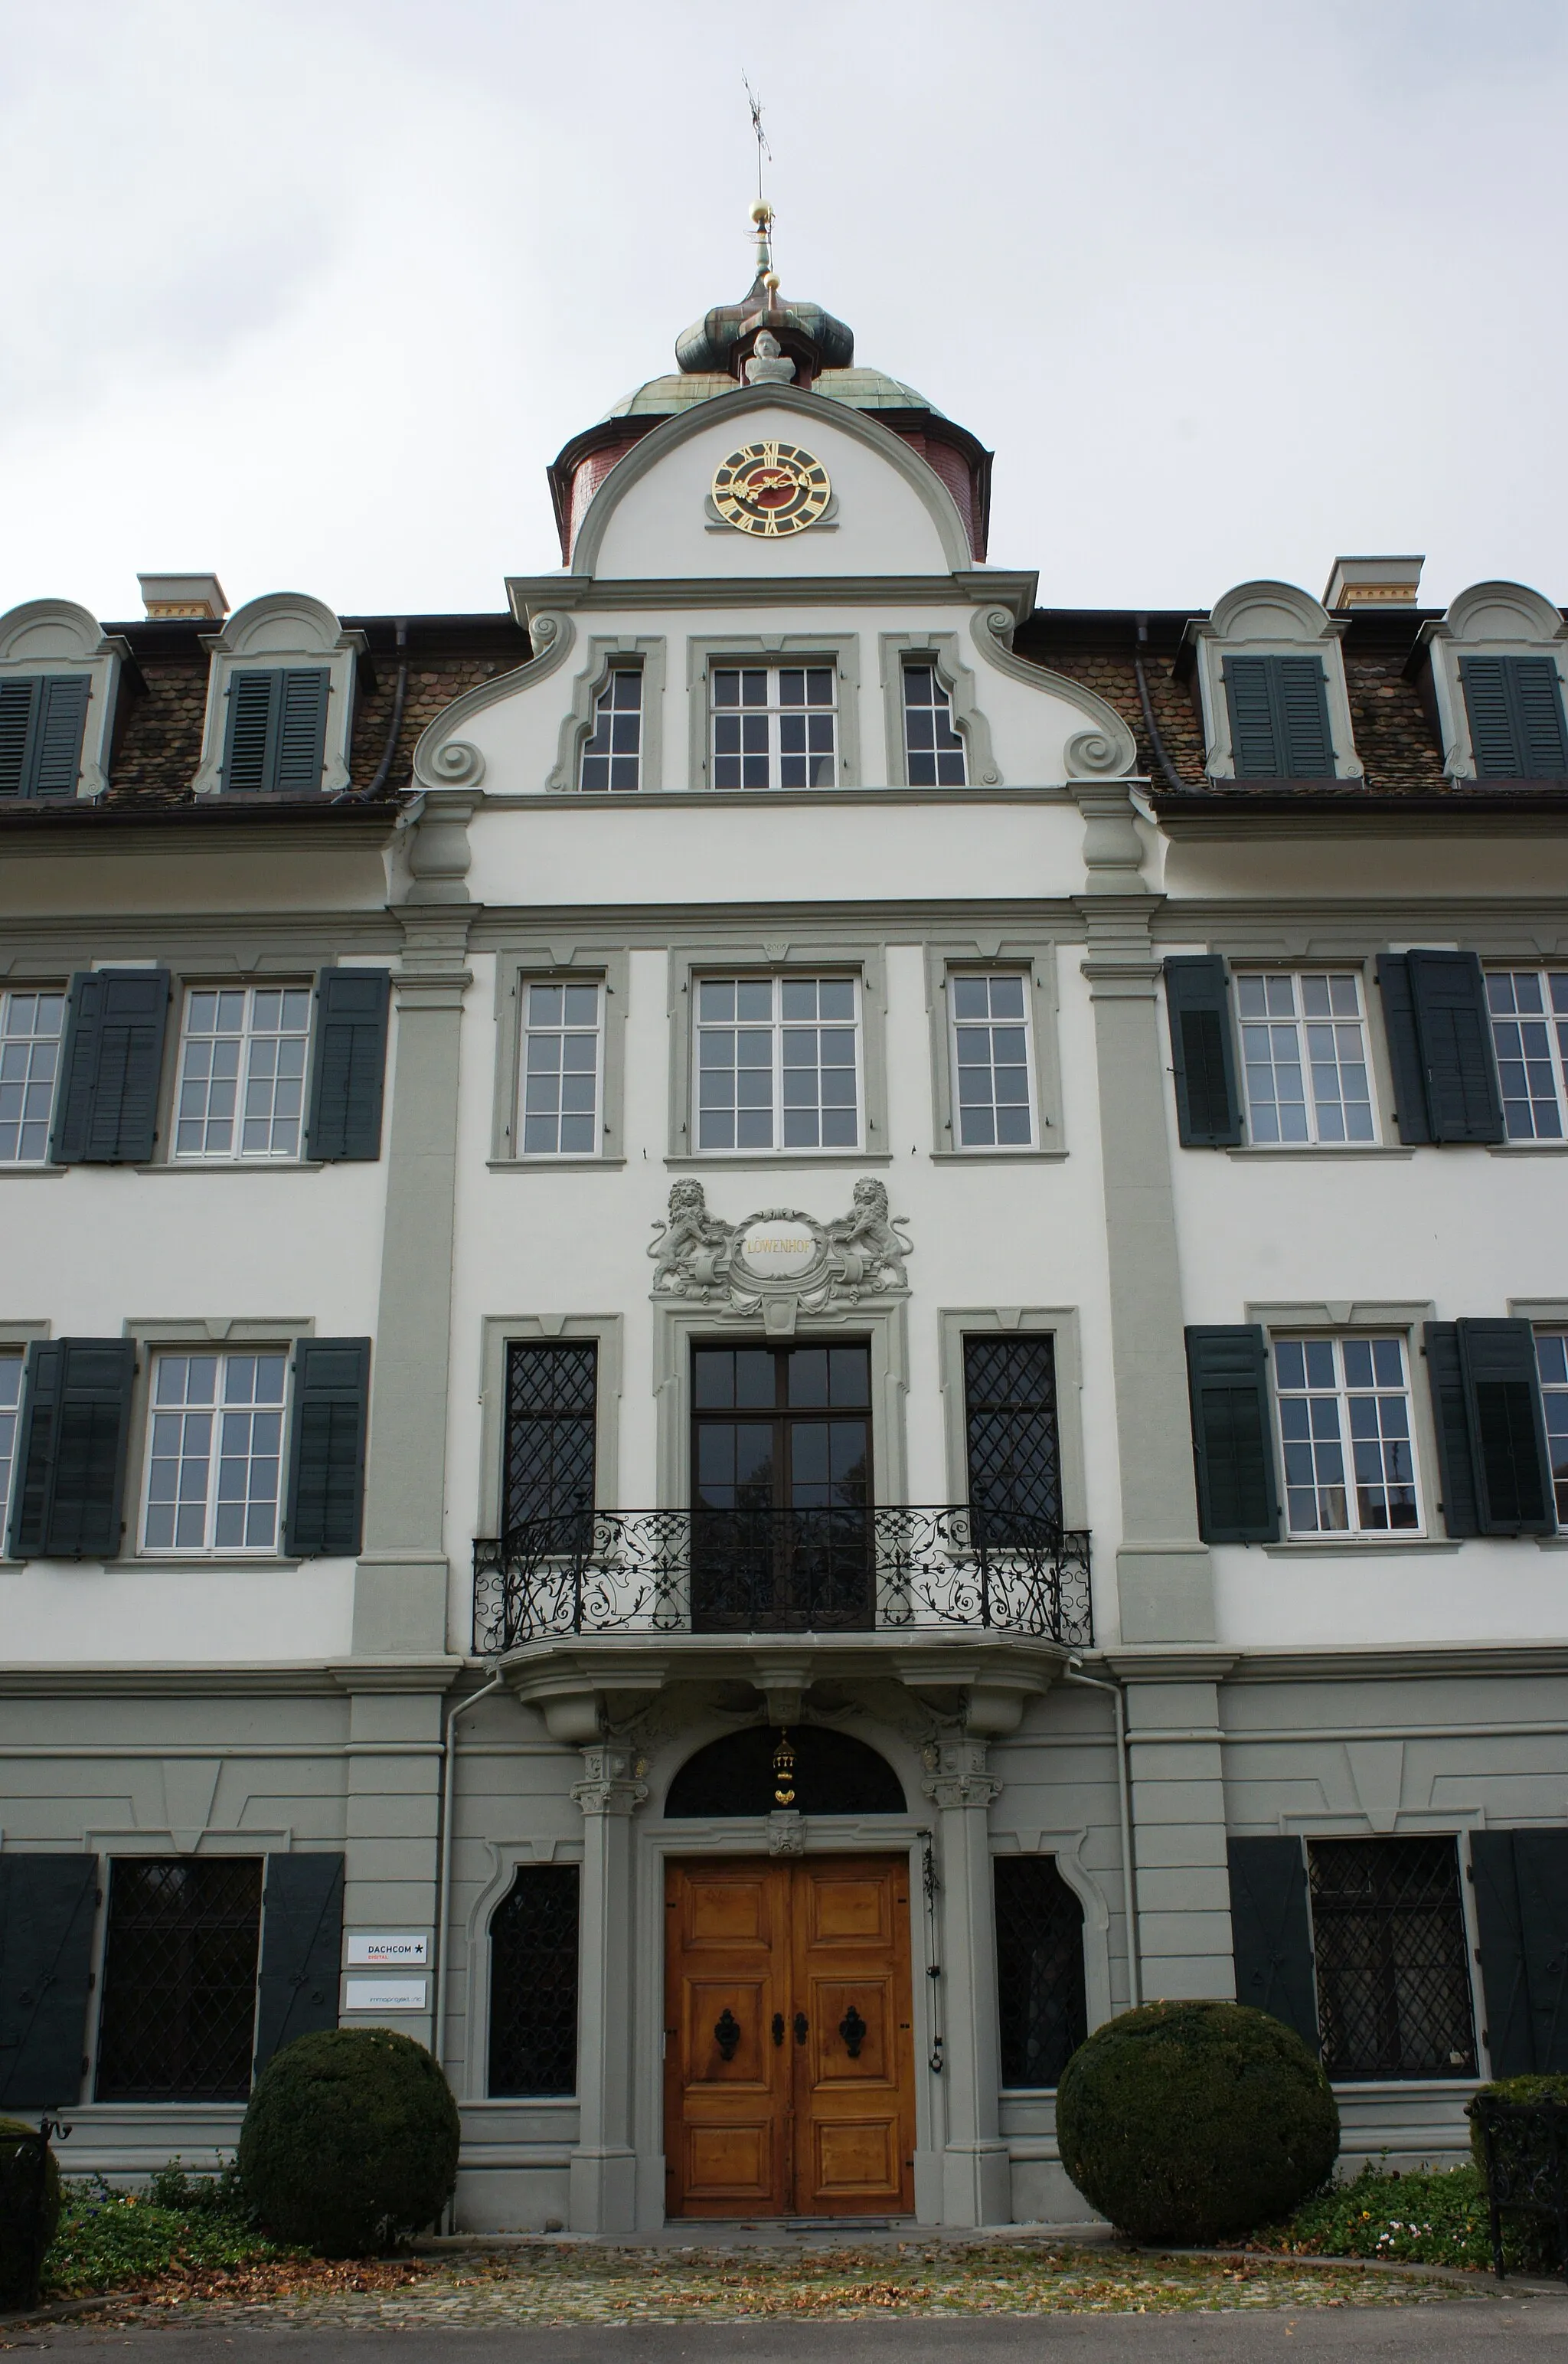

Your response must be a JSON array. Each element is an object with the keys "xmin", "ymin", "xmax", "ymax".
[{"xmin": 772, "ymin": 976, "xmax": 784, "ymax": 1146}]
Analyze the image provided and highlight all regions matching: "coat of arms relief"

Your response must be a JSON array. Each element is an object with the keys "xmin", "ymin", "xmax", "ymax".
[{"xmin": 648, "ymin": 1178, "xmax": 911, "ymax": 1318}]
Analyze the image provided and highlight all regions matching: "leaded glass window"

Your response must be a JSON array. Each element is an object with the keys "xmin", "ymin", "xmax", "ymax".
[
  {"xmin": 488, "ymin": 1865, "xmax": 580, "ymax": 2097},
  {"xmin": 950, "ymin": 972, "xmax": 1034, "ymax": 1147},
  {"xmin": 0, "ymin": 989, "xmax": 64, "ymax": 1162},
  {"xmin": 174, "ymin": 985, "xmax": 312, "ymax": 1159},
  {"xmin": 1486, "ymin": 969, "xmax": 1568, "ymax": 1140},
  {"xmin": 1307, "ymin": 1836, "xmax": 1475, "ymax": 2081},
  {"xmin": 711, "ymin": 665, "xmax": 836, "ymax": 790},
  {"xmin": 520, "ymin": 980, "xmax": 602, "ymax": 1156},
  {"xmin": 694, "ymin": 975, "xmax": 859, "ymax": 1151},
  {"xmin": 963, "ymin": 1335, "xmax": 1061, "ymax": 1531},
  {"xmin": 95, "ymin": 1858, "xmax": 263, "ymax": 2103},
  {"xmin": 1273, "ymin": 1336, "xmax": 1419, "ymax": 1535},
  {"xmin": 995, "ymin": 1857, "xmax": 1087, "ymax": 2088},
  {"xmin": 1236, "ymin": 971, "xmax": 1374, "ymax": 1144},
  {"xmin": 578, "ymin": 667, "xmax": 642, "ymax": 793},
  {"xmin": 903, "ymin": 662, "xmax": 967, "ymax": 786},
  {"xmin": 503, "ymin": 1341, "xmax": 596, "ymax": 1535},
  {"xmin": 142, "ymin": 1350, "xmax": 288, "ymax": 1553}
]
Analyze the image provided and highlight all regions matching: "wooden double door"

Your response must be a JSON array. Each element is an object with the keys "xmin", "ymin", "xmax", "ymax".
[{"xmin": 665, "ymin": 1856, "xmax": 916, "ymax": 2218}]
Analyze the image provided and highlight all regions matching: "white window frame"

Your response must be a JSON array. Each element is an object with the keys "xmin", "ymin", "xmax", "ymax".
[
  {"xmin": 172, "ymin": 982, "xmax": 315, "ymax": 1163},
  {"xmin": 0, "ymin": 984, "xmax": 67, "ymax": 1165},
  {"xmin": 0, "ymin": 1345, "xmax": 25, "ymax": 1541},
  {"xmin": 139, "ymin": 1345, "xmax": 292, "ymax": 1557},
  {"xmin": 517, "ymin": 976, "xmax": 605, "ymax": 1159},
  {"xmin": 902, "ymin": 659, "xmax": 969, "ymax": 787},
  {"xmin": 1236, "ymin": 967, "xmax": 1378, "ymax": 1147},
  {"xmin": 709, "ymin": 662, "xmax": 838, "ymax": 792},
  {"xmin": 692, "ymin": 972, "xmax": 864, "ymax": 1156},
  {"xmin": 1533, "ymin": 1326, "xmax": 1568, "ymax": 1530},
  {"xmin": 1272, "ymin": 1331, "xmax": 1425, "ymax": 1541},
  {"xmin": 947, "ymin": 969, "xmax": 1036, "ymax": 1151},
  {"xmin": 1485, "ymin": 966, "xmax": 1568, "ymax": 1143},
  {"xmin": 577, "ymin": 664, "xmax": 644, "ymax": 793}
]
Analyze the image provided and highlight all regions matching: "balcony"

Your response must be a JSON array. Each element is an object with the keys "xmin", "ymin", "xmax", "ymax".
[{"xmin": 472, "ymin": 1506, "xmax": 1093, "ymax": 1656}]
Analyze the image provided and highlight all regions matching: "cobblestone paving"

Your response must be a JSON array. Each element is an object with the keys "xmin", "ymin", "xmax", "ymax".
[{"xmin": 28, "ymin": 2241, "xmax": 1476, "ymax": 2331}]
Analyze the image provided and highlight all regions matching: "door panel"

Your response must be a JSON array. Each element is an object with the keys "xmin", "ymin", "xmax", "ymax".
[{"xmin": 665, "ymin": 1854, "xmax": 914, "ymax": 2219}]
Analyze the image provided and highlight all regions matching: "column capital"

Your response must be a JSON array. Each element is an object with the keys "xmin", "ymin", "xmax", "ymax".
[
  {"xmin": 571, "ymin": 1741, "xmax": 648, "ymax": 1817},
  {"xmin": 921, "ymin": 1733, "xmax": 1001, "ymax": 1812}
]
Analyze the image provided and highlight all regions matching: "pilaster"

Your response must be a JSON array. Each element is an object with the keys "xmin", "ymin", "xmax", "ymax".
[
  {"xmin": 1112, "ymin": 1662, "xmax": 1238, "ymax": 2001},
  {"xmin": 923, "ymin": 1735, "xmax": 1010, "ymax": 2227},
  {"xmin": 568, "ymin": 1740, "xmax": 646, "ymax": 2234},
  {"xmin": 331, "ymin": 1662, "xmax": 458, "ymax": 2046}
]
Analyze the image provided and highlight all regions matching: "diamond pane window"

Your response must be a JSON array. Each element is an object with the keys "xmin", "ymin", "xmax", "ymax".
[
  {"xmin": 0, "ymin": 989, "xmax": 64, "ymax": 1163},
  {"xmin": 578, "ymin": 667, "xmax": 642, "ymax": 793},
  {"xmin": 175, "ymin": 985, "xmax": 312, "ymax": 1159},
  {"xmin": 995, "ymin": 1857, "xmax": 1087, "ymax": 2088},
  {"xmin": 521, "ymin": 980, "xmax": 602, "ymax": 1156},
  {"xmin": 1236, "ymin": 971, "xmax": 1374, "ymax": 1144},
  {"xmin": 95, "ymin": 1857, "xmax": 263, "ymax": 2103},
  {"xmin": 0, "ymin": 1350, "xmax": 22, "ymax": 1535},
  {"xmin": 142, "ymin": 1350, "xmax": 288, "ymax": 1553},
  {"xmin": 711, "ymin": 665, "xmax": 837, "ymax": 789},
  {"xmin": 488, "ymin": 1865, "xmax": 580, "ymax": 2097},
  {"xmin": 1274, "ymin": 1336, "xmax": 1419, "ymax": 1535},
  {"xmin": 1307, "ymin": 1836, "xmax": 1476, "ymax": 2081},
  {"xmin": 903, "ymin": 662, "xmax": 967, "ymax": 786},
  {"xmin": 951, "ymin": 972, "xmax": 1034, "ymax": 1147},
  {"xmin": 695, "ymin": 975, "xmax": 860, "ymax": 1151},
  {"xmin": 1486, "ymin": 969, "xmax": 1568, "ymax": 1140},
  {"xmin": 1534, "ymin": 1329, "xmax": 1568, "ymax": 1525},
  {"xmin": 504, "ymin": 1341, "xmax": 596, "ymax": 1534},
  {"xmin": 963, "ymin": 1334, "xmax": 1061, "ymax": 1529}
]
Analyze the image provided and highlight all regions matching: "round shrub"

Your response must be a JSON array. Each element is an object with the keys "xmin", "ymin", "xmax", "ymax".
[
  {"xmin": 1055, "ymin": 1999, "xmax": 1340, "ymax": 2244},
  {"xmin": 1467, "ymin": 2073, "xmax": 1568, "ymax": 2174},
  {"xmin": 238, "ymin": 2029, "xmax": 460, "ymax": 2255}
]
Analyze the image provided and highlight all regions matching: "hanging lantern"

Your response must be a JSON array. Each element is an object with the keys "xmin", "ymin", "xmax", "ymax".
[{"xmin": 772, "ymin": 1727, "xmax": 796, "ymax": 1807}]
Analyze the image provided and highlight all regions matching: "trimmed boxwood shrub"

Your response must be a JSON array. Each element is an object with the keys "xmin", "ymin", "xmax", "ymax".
[
  {"xmin": 1055, "ymin": 1999, "xmax": 1339, "ymax": 2244},
  {"xmin": 238, "ymin": 2029, "xmax": 460, "ymax": 2256},
  {"xmin": 0, "ymin": 2118, "xmax": 62, "ymax": 2306}
]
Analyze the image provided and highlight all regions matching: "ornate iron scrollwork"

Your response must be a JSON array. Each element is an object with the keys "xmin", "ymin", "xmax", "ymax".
[
  {"xmin": 714, "ymin": 2008, "xmax": 741, "ymax": 2062},
  {"xmin": 838, "ymin": 2003, "xmax": 867, "ymax": 2058}
]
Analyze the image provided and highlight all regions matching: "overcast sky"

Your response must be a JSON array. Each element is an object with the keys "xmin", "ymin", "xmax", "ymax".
[{"xmin": 2, "ymin": 0, "xmax": 1564, "ymax": 623}]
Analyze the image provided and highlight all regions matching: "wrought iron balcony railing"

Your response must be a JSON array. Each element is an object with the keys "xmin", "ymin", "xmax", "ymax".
[{"xmin": 472, "ymin": 1505, "xmax": 1092, "ymax": 1655}]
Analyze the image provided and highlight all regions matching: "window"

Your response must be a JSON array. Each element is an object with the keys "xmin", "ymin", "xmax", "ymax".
[
  {"xmin": 903, "ymin": 662, "xmax": 966, "ymax": 786},
  {"xmin": 578, "ymin": 667, "xmax": 642, "ymax": 793},
  {"xmin": 995, "ymin": 1858, "xmax": 1087, "ymax": 2088},
  {"xmin": 963, "ymin": 1335, "xmax": 1060, "ymax": 1528},
  {"xmin": 950, "ymin": 973, "xmax": 1034, "ymax": 1148},
  {"xmin": 1236, "ymin": 971, "xmax": 1374, "ymax": 1144},
  {"xmin": 142, "ymin": 1350, "xmax": 288, "ymax": 1553},
  {"xmin": 94, "ymin": 1857, "xmax": 263, "ymax": 2103},
  {"xmin": 0, "ymin": 1350, "xmax": 22, "ymax": 1538},
  {"xmin": 175, "ymin": 985, "xmax": 312, "ymax": 1160},
  {"xmin": 503, "ymin": 1341, "xmax": 597, "ymax": 1534},
  {"xmin": 1223, "ymin": 654, "xmax": 1335, "ymax": 779},
  {"xmin": 711, "ymin": 665, "xmax": 836, "ymax": 790},
  {"xmin": 0, "ymin": 675, "xmax": 90, "ymax": 799},
  {"xmin": 1486, "ymin": 969, "xmax": 1568, "ymax": 1140},
  {"xmin": 488, "ymin": 1865, "xmax": 580, "ymax": 2097},
  {"xmin": 1274, "ymin": 1335, "xmax": 1419, "ymax": 1535},
  {"xmin": 221, "ymin": 667, "xmax": 331, "ymax": 796},
  {"xmin": 695, "ymin": 975, "xmax": 859, "ymax": 1151},
  {"xmin": 1534, "ymin": 1330, "xmax": 1568, "ymax": 1525},
  {"xmin": 1460, "ymin": 656, "xmax": 1568, "ymax": 780},
  {"xmin": 0, "ymin": 988, "xmax": 65, "ymax": 1162},
  {"xmin": 1307, "ymin": 1836, "xmax": 1475, "ymax": 2081},
  {"xmin": 519, "ymin": 980, "xmax": 602, "ymax": 1155}
]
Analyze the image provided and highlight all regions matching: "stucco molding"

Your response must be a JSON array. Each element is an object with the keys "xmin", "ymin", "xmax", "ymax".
[
  {"xmin": 969, "ymin": 608, "xmax": 1138, "ymax": 779},
  {"xmin": 506, "ymin": 571, "xmax": 1040, "ymax": 621},
  {"xmin": 412, "ymin": 612, "xmax": 578, "ymax": 790},
  {"xmin": 878, "ymin": 630, "xmax": 999, "ymax": 786},
  {"xmin": 647, "ymin": 1177, "xmax": 910, "ymax": 1317},
  {"xmin": 1419, "ymin": 580, "xmax": 1568, "ymax": 782},
  {"xmin": 191, "ymin": 593, "xmax": 367, "ymax": 799},
  {"xmin": 684, "ymin": 633, "xmax": 861, "ymax": 790},
  {"xmin": 566, "ymin": 383, "xmax": 975, "ymax": 579},
  {"xmin": 0, "ymin": 597, "xmax": 130, "ymax": 800},
  {"xmin": 1184, "ymin": 579, "xmax": 1363, "ymax": 783},
  {"xmin": 491, "ymin": 944, "xmax": 629, "ymax": 1162},
  {"xmin": 548, "ymin": 636, "xmax": 665, "ymax": 794}
]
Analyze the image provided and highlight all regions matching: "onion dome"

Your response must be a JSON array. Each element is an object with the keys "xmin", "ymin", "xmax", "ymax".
[{"xmin": 674, "ymin": 204, "xmax": 853, "ymax": 384}]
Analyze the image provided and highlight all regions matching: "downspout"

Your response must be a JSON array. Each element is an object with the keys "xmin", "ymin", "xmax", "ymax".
[
  {"xmin": 1063, "ymin": 1659, "xmax": 1141, "ymax": 2009},
  {"xmin": 433, "ymin": 1670, "xmax": 505, "ymax": 2075},
  {"xmin": 1133, "ymin": 614, "xmax": 1190, "ymax": 796},
  {"xmin": 338, "ymin": 618, "xmax": 410, "ymax": 801}
]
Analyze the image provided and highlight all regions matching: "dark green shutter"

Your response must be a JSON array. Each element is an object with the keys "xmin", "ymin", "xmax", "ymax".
[
  {"xmin": 254, "ymin": 1853, "xmax": 344, "ymax": 2071},
  {"xmin": 1227, "ymin": 1836, "xmax": 1318, "ymax": 2052},
  {"xmin": 1471, "ymin": 1830, "xmax": 1568, "ymax": 2074},
  {"xmin": 1224, "ymin": 655, "xmax": 1334, "ymax": 780},
  {"xmin": 0, "ymin": 677, "xmax": 90, "ymax": 799},
  {"xmin": 0, "ymin": 680, "xmax": 32, "ymax": 796},
  {"xmin": 1375, "ymin": 955, "xmax": 1434, "ymax": 1145},
  {"xmin": 1461, "ymin": 656, "xmax": 1568, "ymax": 780},
  {"xmin": 1164, "ymin": 956, "xmax": 1242, "ymax": 1146},
  {"xmin": 1423, "ymin": 1323, "xmax": 1481, "ymax": 1538},
  {"xmin": 1276, "ymin": 656, "xmax": 1334, "ymax": 775},
  {"xmin": 1514, "ymin": 1830, "xmax": 1568, "ymax": 2071},
  {"xmin": 1225, "ymin": 656, "xmax": 1283, "ymax": 777},
  {"xmin": 1186, "ymin": 1326, "xmax": 1279, "ymax": 1542},
  {"xmin": 8, "ymin": 1339, "xmax": 136, "ymax": 1561},
  {"xmin": 0, "ymin": 1856, "xmax": 98, "ymax": 2109},
  {"xmin": 222, "ymin": 669, "xmax": 330, "ymax": 795},
  {"xmin": 51, "ymin": 969, "xmax": 171, "ymax": 1165},
  {"xmin": 305, "ymin": 969, "xmax": 390, "ymax": 1162},
  {"xmin": 283, "ymin": 1339, "xmax": 371, "ymax": 1558},
  {"xmin": 1407, "ymin": 950, "xmax": 1504, "ymax": 1144},
  {"xmin": 1458, "ymin": 1318, "xmax": 1553, "ymax": 1535}
]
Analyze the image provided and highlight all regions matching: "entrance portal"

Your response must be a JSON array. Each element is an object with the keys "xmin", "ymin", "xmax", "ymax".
[{"xmin": 664, "ymin": 1856, "xmax": 916, "ymax": 2218}]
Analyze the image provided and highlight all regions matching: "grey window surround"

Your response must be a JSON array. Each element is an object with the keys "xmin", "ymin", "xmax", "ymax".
[
  {"xmin": 549, "ymin": 637, "xmax": 665, "ymax": 795},
  {"xmin": 878, "ymin": 632, "xmax": 1000, "ymax": 788},
  {"xmin": 118, "ymin": 1317, "xmax": 316, "ymax": 1567},
  {"xmin": 923, "ymin": 938, "xmax": 1065, "ymax": 1162},
  {"xmin": 686, "ymin": 635, "xmax": 861, "ymax": 791},
  {"xmin": 478, "ymin": 1315, "xmax": 622, "ymax": 1530},
  {"xmin": 459, "ymin": 1844, "xmax": 586, "ymax": 2105},
  {"xmin": 938, "ymin": 1309, "xmax": 1087, "ymax": 1529},
  {"xmin": 665, "ymin": 938, "xmax": 888, "ymax": 1163},
  {"xmin": 491, "ymin": 947, "xmax": 629, "ymax": 1165},
  {"xmin": 1246, "ymin": 1300, "xmax": 1439, "ymax": 1549}
]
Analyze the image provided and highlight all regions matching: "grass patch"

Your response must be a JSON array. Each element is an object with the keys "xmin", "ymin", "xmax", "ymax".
[{"xmin": 1255, "ymin": 2160, "xmax": 1558, "ymax": 2274}]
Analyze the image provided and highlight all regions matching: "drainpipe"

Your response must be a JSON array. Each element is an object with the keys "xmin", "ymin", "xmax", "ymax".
[
  {"xmin": 1133, "ymin": 614, "xmax": 1190, "ymax": 796},
  {"xmin": 1063, "ymin": 1658, "xmax": 1141, "ymax": 2009},
  {"xmin": 335, "ymin": 618, "xmax": 410, "ymax": 801},
  {"xmin": 432, "ymin": 1670, "xmax": 505, "ymax": 2071}
]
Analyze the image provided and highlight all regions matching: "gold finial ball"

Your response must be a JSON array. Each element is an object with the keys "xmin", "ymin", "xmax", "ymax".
[
  {"xmin": 749, "ymin": 199, "xmax": 773, "ymax": 225},
  {"xmin": 763, "ymin": 271, "xmax": 779, "ymax": 293}
]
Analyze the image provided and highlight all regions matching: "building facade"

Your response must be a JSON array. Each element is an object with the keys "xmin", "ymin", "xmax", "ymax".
[{"xmin": 2, "ymin": 224, "xmax": 1567, "ymax": 2232}]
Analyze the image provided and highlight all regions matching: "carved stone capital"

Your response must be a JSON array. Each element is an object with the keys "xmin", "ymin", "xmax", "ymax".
[
  {"xmin": 920, "ymin": 1733, "xmax": 1001, "ymax": 1812},
  {"xmin": 571, "ymin": 1741, "xmax": 648, "ymax": 1818}
]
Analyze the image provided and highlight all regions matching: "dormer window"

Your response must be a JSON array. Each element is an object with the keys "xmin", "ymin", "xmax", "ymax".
[
  {"xmin": 223, "ymin": 668, "xmax": 331, "ymax": 796},
  {"xmin": 0, "ymin": 600, "xmax": 126, "ymax": 800},
  {"xmin": 0, "ymin": 675, "xmax": 91, "ymax": 799},
  {"xmin": 191, "ymin": 594, "xmax": 364, "ymax": 799},
  {"xmin": 1187, "ymin": 582, "xmax": 1361, "ymax": 785},
  {"xmin": 1223, "ymin": 656, "xmax": 1334, "ymax": 780},
  {"xmin": 1422, "ymin": 582, "xmax": 1568, "ymax": 785}
]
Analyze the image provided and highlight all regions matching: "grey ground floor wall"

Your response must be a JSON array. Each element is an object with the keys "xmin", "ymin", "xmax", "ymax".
[{"xmin": 2, "ymin": 1653, "xmax": 1563, "ymax": 2228}]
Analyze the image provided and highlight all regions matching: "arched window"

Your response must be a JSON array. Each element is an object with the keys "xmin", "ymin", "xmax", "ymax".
[
  {"xmin": 664, "ymin": 1724, "xmax": 906, "ymax": 1817},
  {"xmin": 994, "ymin": 1856, "xmax": 1087, "ymax": 2088},
  {"xmin": 488, "ymin": 1865, "xmax": 579, "ymax": 2098}
]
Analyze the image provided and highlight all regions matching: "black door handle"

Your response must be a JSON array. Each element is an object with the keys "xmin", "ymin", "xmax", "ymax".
[
  {"xmin": 772, "ymin": 2013, "xmax": 786, "ymax": 2046},
  {"xmin": 839, "ymin": 2003, "xmax": 867, "ymax": 2058},
  {"xmin": 714, "ymin": 2009, "xmax": 741, "ymax": 2062},
  {"xmin": 793, "ymin": 2010, "xmax": 808, "ymax": 2044}
]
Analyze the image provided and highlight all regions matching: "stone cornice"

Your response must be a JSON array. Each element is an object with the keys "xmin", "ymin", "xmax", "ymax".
[{"xmin": 505, "ymin": 571, "xmax": 1040, "ymax": 622}]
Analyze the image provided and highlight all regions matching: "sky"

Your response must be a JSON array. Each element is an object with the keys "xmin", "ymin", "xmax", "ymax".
[{"xmin": 2, "ymin": 0, "xmax": 1565, "ymax": 623}]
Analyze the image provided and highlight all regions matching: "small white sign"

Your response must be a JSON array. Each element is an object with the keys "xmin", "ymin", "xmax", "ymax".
[
  {"xmin": 738, "ymin": 1221, "xmax": 817, "ymax": 1280},
  {"xmin": 345, "ymin": 1975, "xmax": 428, "ymax": 2013},
  {"xmin": 346, "ymin": 1933, "xmax": 430, "ymax": 1967}
]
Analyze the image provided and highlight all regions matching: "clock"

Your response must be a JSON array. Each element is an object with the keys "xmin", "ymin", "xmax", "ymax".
[{"xmin": 711, "ymin": 440, "xmax": 831, "ymax": 538}]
